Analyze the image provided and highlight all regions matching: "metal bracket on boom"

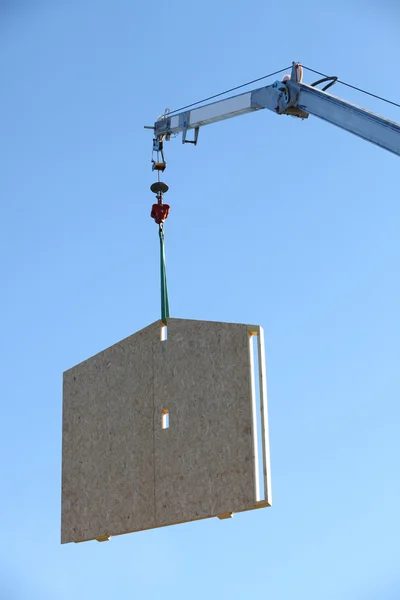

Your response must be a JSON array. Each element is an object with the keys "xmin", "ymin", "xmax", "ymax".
[
  {"xmin": 183, "ymin": 126, "xmax": 199, "ymax": 145},
  {"xmin": 180, "ymin": 111, "xmax": 200, "ymax": 145}
]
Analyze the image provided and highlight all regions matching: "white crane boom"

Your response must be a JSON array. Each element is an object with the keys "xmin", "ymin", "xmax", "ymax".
[{"xmin": 151, "ymin": 63, "xmax": 400, "ymax": 157}]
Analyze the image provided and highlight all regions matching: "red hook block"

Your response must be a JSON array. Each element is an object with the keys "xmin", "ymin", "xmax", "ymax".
[{"xmin": 151, "ymin": 203, "xmax": 170, "ymax": 224}]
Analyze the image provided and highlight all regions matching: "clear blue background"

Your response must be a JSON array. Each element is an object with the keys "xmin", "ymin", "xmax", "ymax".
[{"xmin": 1, "ymin": 1, "xmax": 399, "ymax": 598}]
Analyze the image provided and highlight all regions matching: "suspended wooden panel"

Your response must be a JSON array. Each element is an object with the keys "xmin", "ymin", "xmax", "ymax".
[{"xmin": 61, "ymin": 318, "xmax": 271, "ymax": 544}]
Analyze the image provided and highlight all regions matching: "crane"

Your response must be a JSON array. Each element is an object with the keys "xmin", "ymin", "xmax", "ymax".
[
  {"xmin": 149, "ymin": 62, "xmax": 400, "ymax": 157},
  {"xmin": 145, "ymin": 62, "xmax": 400, "ymax": 322}
]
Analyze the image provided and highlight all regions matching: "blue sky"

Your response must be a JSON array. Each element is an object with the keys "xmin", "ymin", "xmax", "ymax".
[{"xmin": 1, "ymin": 1, "xmax": 399, "ymax": 598}]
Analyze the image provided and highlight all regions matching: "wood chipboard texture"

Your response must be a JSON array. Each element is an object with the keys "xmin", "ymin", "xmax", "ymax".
[{"xmin": 61, "ymin": 318, "xmax": 270, "ymax": 544}]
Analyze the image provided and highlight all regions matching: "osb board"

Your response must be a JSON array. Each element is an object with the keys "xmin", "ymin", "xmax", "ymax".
[{"xmin": 61, "ymin": 318, "xmax": 270, "ymax": 544}]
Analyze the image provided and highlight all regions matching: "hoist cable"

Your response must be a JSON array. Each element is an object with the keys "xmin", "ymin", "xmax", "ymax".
[
  {"xmin": 302, "ymin": 65, "xmax": 400, "ymax": 110},
  {"xmin": 159, "ymin": 225, "xmax": 170, "ymax": 324},
  {"xmin": 167, "ymin": 66, "xmax": 292, "ymax": 116}
]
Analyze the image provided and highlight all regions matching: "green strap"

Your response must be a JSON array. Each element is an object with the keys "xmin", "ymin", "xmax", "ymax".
[{"xmin": 159, "ymin": 225, "xmax": 170, "ymax": 323}]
